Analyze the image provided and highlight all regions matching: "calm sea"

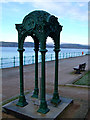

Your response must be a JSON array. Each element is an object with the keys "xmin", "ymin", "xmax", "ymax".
[
  {"xmin": 0, "ymin": 47, "xmax": 88, "ymax": 58},
  {"xmin": 0, "ymin": 47, "xmax": 89, "ymax": 68}
]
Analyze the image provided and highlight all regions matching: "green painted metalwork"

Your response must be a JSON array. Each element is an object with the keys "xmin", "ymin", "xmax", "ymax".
[
  {"xmin": 69, "ymin": 53, "xmax": 70, "ymax": 57},
  {"xmin": 13, "ymin": 56, "xmax": 15, "ymax": 67},
  {"xmin": 63, "ymin": 53, "xmax": 64, "ymax": 58},
  {"xmin": 37, "ymin": 49, "xmax": 50, "ymax": 113},
  {"xmin": 51, "ymin": 54, "xmax": 53, "ymax": 61},
  {"xmin": 1, "ymin": 58, "xmax": 3, "ymax": 68},
  {"xmin": 0, "ymin": 52, "xmax": 87, "ymax": 69},
  {"xmin": 32, "ymin": 55, "xmax": 34, "ymax": 64},
  {"xmin": 24, "ymin": 56, "xmax": 25, "ymax": 65},
  {"xmin": 15, "ymin": 10, "xmax": 62, "ymax": 114},
  {"xmin": 59, "ymin": 53, "xmax": 61, "ymax": 59},
  {"xmin": 16, "ymin": 49, "xmax": 28, "ymax": 107},
  {"xmin": 66, "ymin": 53, "xmax": 67, "ymax": 58},
  {"xmin": 51, "ymin": 49, "xmax": 61, "ymax": 105},
  {"xmin": 31, "ymin": 41, "xmax": 39, "ymax": 98}
]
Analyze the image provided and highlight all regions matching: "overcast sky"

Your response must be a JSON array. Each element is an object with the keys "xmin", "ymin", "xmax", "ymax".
[{"xmin": 0, "ymin": 0, "xmax": 89, "ymax": 45}]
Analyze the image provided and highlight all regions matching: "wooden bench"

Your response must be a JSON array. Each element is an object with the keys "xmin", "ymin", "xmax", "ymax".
[{"xmin": 73, "ymin": 63, "xmax": 86, "ymax": 74}]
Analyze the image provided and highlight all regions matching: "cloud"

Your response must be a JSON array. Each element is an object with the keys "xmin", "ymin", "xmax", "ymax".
[
  {"xmin": 0, "ymin": 0, "xmax": 88, "ymax": 22},
  {"xmin": 0, "ymin": 0, "xmax": 89, "ymax": 2},
  {"xmin": 78, "ymin": 3, "xmax": 85, "ymax": 7},
  {"xmin": 1, "ymin": 1, "xmax": 88, "ymax": 45},
  {"xmin": 31, "ymin": 1, "xmax": 88, "ymax": 22}
]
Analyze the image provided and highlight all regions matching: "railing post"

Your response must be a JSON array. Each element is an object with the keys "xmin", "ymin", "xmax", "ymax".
[
  {"xmin": 78, "ymin": 52, "xmax": 79, "ymax": 56},
  {"xmin": 24, "ymin": 56, "xmax": 25, "ymax": 65},
  {"xmin": 39, "ymin": 55, "xmax": 41, "ymax": 62},
  {"xmin": 59, "ymin": 53, "xmax": 61, "ymax": 59},
  {"xmin": 1, "ymin": 58, "xmax": 3, "ymax": 68},
  {"xmin": 13, "ymin": 56, "xmax": 15, "ymax": 67},
  {"xmin": 51, "ymin": 54, "xmax": 52, "ymax": 61},
  {"xmin": 68, "ymin": 53, "xmax": 69, "ymax": 58},
  {"xmin": 81, "ymin": 52, "xmax": 82, "ymax": 56},
  {"xmin": 32, "ymin": 55, "xmax": 34, "ymax": 64},
  {"xmin": 66, "ymin": 53, "xmax": 67, "ymax": 58},
  {"xmin": 76, "ymin": 52, "xmax": 77, "ymax": 57},
  {"xmin": 72, "ymin": 53, "xmax": 73, "ymax": 57},
  {"xmin": 71, "ymin": 53, "xmax": 72, "ymax": 57},
  {"xmin": 69, "ymin": 53, "xmax": 70, "ymax": 57},
  {"xmin": 63, "ymin": 53, "xmax": 64, "ymax": 59}
]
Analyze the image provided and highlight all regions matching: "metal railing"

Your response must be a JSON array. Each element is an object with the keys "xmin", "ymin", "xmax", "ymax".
[{"xmin": 0, "ymin": 52, "xmax": 88, "ymax": 69}]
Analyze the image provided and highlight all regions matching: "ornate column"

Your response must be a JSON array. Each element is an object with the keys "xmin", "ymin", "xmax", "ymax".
[
  {"xmin": 31, "ymin": 43, "xmax": 39, "ymax": 98},
  {"xmin": 51, "ymin": 49, "xmax": 61, "ymax": 105},
  {"xmin": 37, "ymin": 49, "xmax": 50, "ymax": 114},
  {"xmin": 17, "ymin": 48, "xmax": 28, "ymax": 107}
]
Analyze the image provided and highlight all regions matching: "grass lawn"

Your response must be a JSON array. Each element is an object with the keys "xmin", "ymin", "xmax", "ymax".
[{"xmin": 73, "ymin": 71, "xmax": 90, "ymax": 86}]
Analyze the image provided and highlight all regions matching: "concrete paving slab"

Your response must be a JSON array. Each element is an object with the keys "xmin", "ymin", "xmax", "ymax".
[{"xmin": 3, "ymin": 93, "xmax": 73, "ymax": 120}]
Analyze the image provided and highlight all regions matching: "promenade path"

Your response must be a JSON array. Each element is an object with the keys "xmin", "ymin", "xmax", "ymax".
[
  {"xmin": 2, "ymin": 55, "xmax": 89, "ymax": 101},
  {"xmin": 1, "ymin": 55, "xmax": 90, "ymax": 119}
]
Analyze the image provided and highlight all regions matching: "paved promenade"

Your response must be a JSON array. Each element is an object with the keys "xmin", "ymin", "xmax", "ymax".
[
  {"xmin": 2, "ymin": 55, "xmax": 89, "ymax": 101},
  {"xmin": 1, "ymin": 55, "xmax": 90, "ymax": 119}
]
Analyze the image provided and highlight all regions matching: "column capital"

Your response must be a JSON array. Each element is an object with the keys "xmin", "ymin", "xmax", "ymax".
[
  {"xmin": 17, "ymin": 48, "xmax": 25, "ymax": 52},
  {"xmin": 53, "ymin": 48, "xmax": 60, "ymax": 52},
  {"xmin": 34, "ymin": 48, "xmax": 39, "ymax": 52},
  {"xmin": 39, "ymin": 49, "xmax": 48, "ymax": 53}
]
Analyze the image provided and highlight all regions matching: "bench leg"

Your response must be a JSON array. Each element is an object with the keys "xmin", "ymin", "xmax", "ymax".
[
  {"xmin": 75, "ymin": 70, "xmax": 81, "ymax": 74},
  {"xmin": 82, "ymin": 68, "xmax": 85, "ymax": 71}
]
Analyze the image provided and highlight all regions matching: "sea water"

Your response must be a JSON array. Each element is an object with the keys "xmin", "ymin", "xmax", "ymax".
[
  {"xmin": 1, "ymin": 47, "xmax": 88, "ymax": 58},
  {"xmin": 0, "ymin": 47, "xmax": 88, "ymax": 68}
]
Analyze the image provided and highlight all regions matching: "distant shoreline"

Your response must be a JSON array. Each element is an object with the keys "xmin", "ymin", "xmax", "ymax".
[
  {"xmin": 0, "ymin": 42, "xmax": 90, "ymax": 49},
  {"xmin": 0, "ymin": 46, "xmax": 89, "ymax": 49}
]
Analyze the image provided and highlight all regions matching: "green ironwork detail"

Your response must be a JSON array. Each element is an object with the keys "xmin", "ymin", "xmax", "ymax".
[
  {"xmin": 59, "ymin": 53, "xmax": 61, "ymax": 59},
  {"xmin": 15, "ymin": 10, "xmax": 62, "ymax": 113},
  {"xmin": 13, "ymin": 56, "xmax": 15, "ymax": 67},
  {"xmin": 63, "ymin": 53, "xmax": 64, "ymax": 58},
  {"xmin": 17, "ymin": 49, "xmax": 28, "ymax": 107},
  {"xmin": 37, "ymin": 49, "xmax": 49, "ymax": 114},
  {"xmin": 1, "ymin": 58, "xmax": 3, "ymax": 68},
  {"xmin": 31, "ymin": 88, "xmax": 39, "ymax": 98},
  {"xmin": 51, "ymin": 92, "xmax": 61, "ymax": 105},
  {"xmin": 51, "ymin": 50, "xmax": 61, "ymax": 105},
  {"xmin": 66, "ymin": 53, "xmax": 67, "ymax": 58},
  {"xmin": 32, "ymin": 42, "xmax": 39, "ymax": 98},
  {"xmin": 24, "ymin": 56, "xmax": 25, "ymax": 65},
  {"xmin": 37, "ymin": 100, "xmax": 50, "ymax": 114},
  {"xmin": 16, "ymin": 95, "xmax": 28, "ymax": 107},
  {"xmin": 51, "ymin": 54, "xmax": 53, "ymax": 61},
  {"xmin": 15, "ymin": 10, "xmax": 62, "ymax": 49},
  {"xmin": 69, "ymin": 53, "xmax": 70, "ymax": 57},
  {"xmin": 1, "ymin": 52, "xmax": 88, "ymax": 68},
  {"xmin": 32, "ymin": 55, "xmax": 34, "ymax": 64}
]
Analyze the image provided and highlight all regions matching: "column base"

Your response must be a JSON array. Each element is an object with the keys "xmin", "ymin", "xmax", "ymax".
[
  {"xmin": 51, "ymin": 92, "xmax": 61, "ymax": 105},
  {"xmin": 16, "ymin": 95, "xmax": 28, "ymax": 107},
  {"xmin": 31, "ymin": 88, "xmax": 39, "ymax": 98},
  {"xmin": 37, "ymin": 100, "xmax": 50, "ymax": 114}
]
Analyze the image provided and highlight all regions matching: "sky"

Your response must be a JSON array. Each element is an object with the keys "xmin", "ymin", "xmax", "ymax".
[{"xmin": 0, "ymin": 0, "xmax": 89, "ymax": 45}]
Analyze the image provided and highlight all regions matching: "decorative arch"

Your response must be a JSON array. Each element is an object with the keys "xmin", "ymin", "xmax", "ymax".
[{"xmin": 15, "ymin": 10, "xmax": 62, "ymax": 114}]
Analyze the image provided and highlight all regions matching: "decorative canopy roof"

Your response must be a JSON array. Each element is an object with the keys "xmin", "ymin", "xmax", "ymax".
[{"xmin": 15, "ymin": 10, "xmax": 62, "ymax": 50}]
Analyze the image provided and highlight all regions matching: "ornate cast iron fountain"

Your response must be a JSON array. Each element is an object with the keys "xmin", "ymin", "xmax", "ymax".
[{"xmin": 15, "ymin": 10, "xmax": 62, "ymax": 114}]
